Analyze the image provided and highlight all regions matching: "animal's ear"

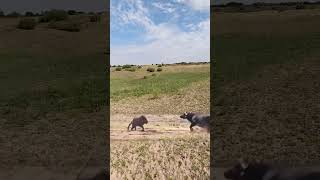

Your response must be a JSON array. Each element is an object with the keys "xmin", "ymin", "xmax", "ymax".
[{"xmin": 238, "ymin": 158, "xmax": 249, "ymax": 169}]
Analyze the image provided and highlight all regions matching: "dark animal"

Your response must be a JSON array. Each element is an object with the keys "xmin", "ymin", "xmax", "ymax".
[
  {"xmin": 127, "ymin": 115, "xmax": 148, "ymax": 131},
  {"xmin": 180, "ymin": 112, "xmax": 210, "ymax": 132},
  {"xmin": 78, "ymin": 170, "xmax": 107, "ymax": 180},
  {"xmin": 224, "ymin": 158, "xmax": 320, "ymax": 180}
]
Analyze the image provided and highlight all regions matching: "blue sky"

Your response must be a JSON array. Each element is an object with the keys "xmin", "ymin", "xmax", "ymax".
[{"xmin": 111, "ymin": 0, "xmax": 210, "ymax": 65}]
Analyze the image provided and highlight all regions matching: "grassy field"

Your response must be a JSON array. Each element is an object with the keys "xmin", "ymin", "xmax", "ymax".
[
  {"xmin": 213, "ymin": 9, "xmax": 320, "ymax": 90},
  {"xmin": 110, "ymin": 64, "xmax": 210, "ymax": 179},
  {"xmin": 111, "ymin": 135, "xmax": 209, "ymax": 180},
  {"xmin": 212, "ymin": 8, "xmax": 320, "ymax": 170},
  {"xmin": 0, "ymin": 14, "xmax": 108, "ymax": 178}
]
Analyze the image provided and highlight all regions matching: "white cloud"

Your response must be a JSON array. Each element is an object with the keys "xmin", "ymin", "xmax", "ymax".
[
  {"xmin": 111, "ymin": 0, "xmax": 210, "ymax": 65},
  {"xmin": 175, "ymin": 0, "xmax": 209, "ymax": 11},
  {"xmin": 152, "ymin": 2, "xmax": 176, "ymax": 13}
]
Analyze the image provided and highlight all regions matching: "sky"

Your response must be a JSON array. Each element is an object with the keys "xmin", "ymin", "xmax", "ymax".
[{"xmin": 111, "ymin": 0, "xmax": 210, "ymax": 65}]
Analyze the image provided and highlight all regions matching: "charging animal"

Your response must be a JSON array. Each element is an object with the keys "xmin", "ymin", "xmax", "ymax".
[
  {"xmin": 180, "ymin": 112, "xmax": 210, "ymax": 132},
  {"xmin": 224, "ymin": 158, "xmax": 320, "ymax": 180}
]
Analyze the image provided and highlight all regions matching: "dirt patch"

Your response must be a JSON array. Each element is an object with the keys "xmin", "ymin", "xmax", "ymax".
[{"xmin": 111, "ymin": 114, "xmax": 209, "ymax": 140}]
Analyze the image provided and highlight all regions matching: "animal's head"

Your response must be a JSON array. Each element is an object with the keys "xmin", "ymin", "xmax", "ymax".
[
  {"xmin": 224, "ymin": 158, "xmax": 266, "ymax": 180},
  {"xmin": 180, "ymin": 112, "xmax": 195, "ymax": 119},
  {"xmin": 141, "ymin": 115, "xmax": 148, "ymax": 124}
]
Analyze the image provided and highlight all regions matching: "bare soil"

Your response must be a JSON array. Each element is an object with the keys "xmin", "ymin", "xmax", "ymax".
[{"xmin": 111, "ymin": 114, "xmax": 208, "ymax": 140}]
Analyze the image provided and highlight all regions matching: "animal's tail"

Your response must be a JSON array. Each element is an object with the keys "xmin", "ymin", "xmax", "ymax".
[{"xmin": 127, "ymin": 122, "xmax": 132, "ymax": 131}]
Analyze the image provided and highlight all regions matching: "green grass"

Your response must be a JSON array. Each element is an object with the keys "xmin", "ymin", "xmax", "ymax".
[
  {"xmin": 0, "ymin": 52, "xmax": 107, "ymax": 127},
  {"xmin": 214, "ymin": 33, "xmax": 320, "ymax": 83},
  {"xmin": 111, "ymin": 71, "xmax": 209, "ymax": 101}
]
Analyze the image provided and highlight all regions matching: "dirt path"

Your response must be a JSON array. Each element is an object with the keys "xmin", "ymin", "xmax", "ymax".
[{"xmin": 111, "ymin": 114, "xmax": 209, "ymax": 140}]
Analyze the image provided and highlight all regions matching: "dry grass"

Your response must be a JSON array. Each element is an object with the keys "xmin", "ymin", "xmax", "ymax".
[
  {"xmin": 0, "ymin": 15, "xmax": 108, "ymax": 178},
  {"xmin": 212, "ymin": 8, "xmax": 320, "ymax": 168},
  {"xmin": 111, "ymin": 134, "xmax": 210, "ymax": 180},
  {"xmin": 110, "ymin": 114, "xmax": 210, "ymax": 180},
  {"xmin": 111, "ymin": 64, "xmax": 210, "ymax": 179}
]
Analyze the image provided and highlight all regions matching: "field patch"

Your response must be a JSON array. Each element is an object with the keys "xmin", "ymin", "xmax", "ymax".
[
  {"xmin": 111, "ymin": 114, "xmax": 210, "ymax": 180},
  {"xmin": 111, "ymin": 64, "xmax": 209, "ymax": 102}
]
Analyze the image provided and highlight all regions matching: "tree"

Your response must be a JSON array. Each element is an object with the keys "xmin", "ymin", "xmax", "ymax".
[
  {"xmin": 6, "ymin": 11, "xmax": 21, "ymax": 17},
  {"xmin": 25, "ymin": 11, "xmax": 34, "ymax": 17},
  {"xmin": 226, "ymin": 2, "xmax": 243, "ymax": 7}
]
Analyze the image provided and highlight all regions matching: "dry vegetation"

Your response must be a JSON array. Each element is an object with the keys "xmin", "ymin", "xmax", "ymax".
[
  {"xmin": 212, "ymin": 6, "xmax": 320, "ymax": 173},
  {"xmin": 0, "ymin": 12, "xmax": 108, "ymax": 179},
  {"xmin": 111, "ymin": 134, "xmax": 209, "ymax": 180},
  {"xmin": 110, "ymin": 64, "xmax": 210, "ymax": 179}
]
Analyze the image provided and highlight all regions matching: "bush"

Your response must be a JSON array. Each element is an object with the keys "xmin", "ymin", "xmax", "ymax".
[
  {"xmin": 157, "ymin": 68, "xmax": 162, "ymax": 72},
  {"xmin": 152, "ymin": 73, "xmax": 156, "ymax": 76},
  {"xmin": 157, "ymin": 64, "xmax": 162, "ymax": 67},
  {"xmin": 6, "ymin": 11, "xmax": 21, "ymax": 17},
  {"xmin": 115, "ymin": 67, "xmax": 122, "ymax": 71},
  {"xmin": 143, "ymin": 76, "xmax": 147, "ymax": 79},
  {"xmin": 126, "ymin": 68, "xmax": 136, "ymax": 72},
  {"xmin": 39, "ymin": 10, "xmax": 69, "ymax": 23},
  {"xmin": 122, "ymin": 64, "xmax": 132, "ymax": 69},
  {"xmin": 17, "ymin": 18, "xmax": 37, "ymax": 30},
  {"xmin": 0, "ymin": 11, "xmax": 4, "ymax": 17},
  {"xmin": 296, "ymin": 4, "xmax": 305, "ymax": 10},
  {"xmin": 137, "ymin": 66, "xmax": 142, "ymax": 69},
  {"xmin": 67, "ymin": 10, "xmax": 77, "ymax": 15},
  {"xmin": 147, "ymin": 68, "xmax": 155, "ymax": 72},
  {"xmin": 48, "ymin": 20, "xmax": 82, "ymax": 32},
  {"xmin": 226, "ymin": 2, "xmax": 243, "ymax": 7},
  {"xmin": 25, "ymin": 11, "xmax": 35, "ymax": 17},
  {"xmin": 89, "ymin": 14, "xmax": 101, "ymax": 22}
]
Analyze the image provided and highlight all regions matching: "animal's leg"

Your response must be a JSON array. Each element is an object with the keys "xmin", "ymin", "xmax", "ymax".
[
  {"xmin": 131, "ymin": 126, "xmax": 135, "ymax": 131},
  {"xmin": 190, "ymin": 122, "xmax": 197, "ymax": 132},
  {"xmin": 140, "ymin": 125, "xmax": 144, "ymax": 131}
]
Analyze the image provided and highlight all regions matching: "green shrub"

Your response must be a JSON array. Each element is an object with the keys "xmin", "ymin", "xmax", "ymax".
[
  {"xmin": 137, "ymin": 66, "xmax": 142, "ymax": 69},
  {"xmin": 17, "ymin": 18, "xmax": 37, "ymax": 30},
  {"xmin": 157, "ymin": 64, "xmax": 162, "ymax": 67},
  {"xmin": 126, "ymin": 68, "xmax": 136, "ymax": 72},
  {"xmin": 67, "ymin": 10, "xmax": 77, "ymax": 15},
  {"xmin": 48, "ymin": 20, "xmax": 82, "ymax": 32},
  {"xmin": 157, "ymin": 68, "xmax": 163, "ymax": 72},
  {"xmin": 143, "ymin": 76, "xmax": 147, "ymax": 79},
  {"xmin": 25, "ymin": 11, "xmax": 35, "ymax": 17},
  {"xmin": 6, "ymin": 11, "xmax": 21, "ymax": 17},
  {"xmin": 147, "ymin": 67, "xmax": 155, "ymax": 72},
  {"xmin": 122, "ymin": 64, "xmax": 132, "ymax": 69},
  {"xmin": 151, "ymin": 73, "xmax": 156, "ymax": 76},
  {"xmin": 39, "ymin": 10, "xmax": 69, "ymax": 23},
  {"xmin": 89, "ymin": 14, "xmax": 101, "ymax": 22},
  {"xmin": 296, "ymin": 4, "xmax": 305, "ymax": 10},
  {"xmin": 115, "ymin": 67, "xmax": 122, "ymax": 71}
]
